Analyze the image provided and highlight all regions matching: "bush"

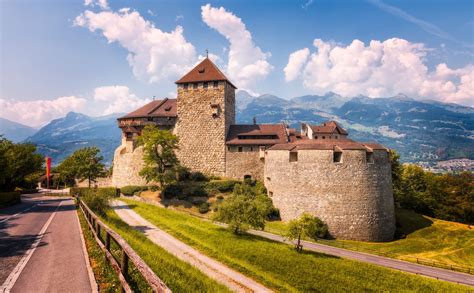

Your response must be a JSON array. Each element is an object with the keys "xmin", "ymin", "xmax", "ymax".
[
  {"xmin": 120, "ymin": 186, "xmax": 148, "ymax": 196},
  {"xmin": 177, "ymin": 167, "xmax": 191, "ymax": 181},
  {"xmin": 97, "ymin": 187, "xmax": 120, "ymax": 198},
  {"xmin": 189, "ymin": 172, "xmax": 208, "ymax": 182},
  {"xmin": 199, "ymin": 202, "xmax": 210, "ymax": 214},
  {"xmin": 187, "ymin": 185, "xmax": 208, "ymax": 197},
  {"xmin": 216, "ymin": 195, "xmax": 224, "ymax": 200},
  {"xmin": 204, "ymin": 180, "xmax": 239, "ymax": 194},
  {"xmin": 162, "ymin": 184, "xmax": 184, "ymax": 199},
  {"xmin": 70, "ymin": 187, "xmax": 95, "ymax": 197},
  {"xmin": 150, "ymin": 185, "xmax": 159, "ymax": 192},
  {"xmin": 0, "ymin": 191, "xmax": 21, "ymax": 207},
  {"xmin": 82, "ymin": 194, "xmax": 109, "ymax": 216},
  {"xmin": 267, "ymin": 207, "xmax": 281, "ymax": 221}
]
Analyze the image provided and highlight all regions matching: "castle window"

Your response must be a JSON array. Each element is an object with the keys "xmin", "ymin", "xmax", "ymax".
[
  {"xmin": 183, "ymin": 83, "xmax": 188, "ymax": 90},
  {"xmin": 126, "ymin": 132, "xmax": 133, "ymax": 139},
  {"xmin": 289, "ymin": 151, "xmax": 298, "ymax": 162},
  {"xmin": 213, "ymin": 81, "xmax": 219, "ymax": 88},
  {"xmin": 366, "ymin": 152, "xmax": 374, "ymax": 164},
  {"xmin": 269, "ymin": 191, "xmax": 273, "ymax": 197},
  {"xmin": 335, "ymin": 135, "xmax": 338, "ymax": 139},
  {"xmin": 315, "ymin": 135, "xmax": 318, "ymax": 139},
  {"xmin": 333, "ymin": 151, "xmax": 342, "ymax": 163},
  {"xmin": 238, "ymin": 146, "xmax": 243, "ymax": 152},
  {"xmin": 322, "ymin": 136, "xmax": 326, "ymax": 139},
  {"xmin": 193, "ymin": 83, "xmax": 198, "ymax": 89},
  {"xmin": 266, "ymin": 177, "xmax": 271, "ymax": 181},
  {"xmin": 329, "ymin": 136, "xmax": 332, "ymax": 139},
  {"xmin": 203, "ymin": 82, "xmax": 208, "ymax": 89}
]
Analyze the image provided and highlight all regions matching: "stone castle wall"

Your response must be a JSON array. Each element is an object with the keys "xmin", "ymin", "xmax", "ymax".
[
  {"xmin": 176, "ymin": 82, "xmax": 234, "ymax": 177},
  {"xmin": 264, "ymin": 149, "xmax": 395, "ymax": 241},
  {"xmin": 225, "ymin": 147, "xmax": 264, "ymax": 181},
  {"xmin": 111, "ymin": 144, "xmax": 148, "ymax": 187}
]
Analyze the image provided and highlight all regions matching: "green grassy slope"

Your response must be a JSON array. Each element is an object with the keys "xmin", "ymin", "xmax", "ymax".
[
  {"xmin": 121, "ymin": 199, "xmax": 469, "ymax": 292},
  {"xmin": 266, "ymin": 209, "xmax": 474, "ymax": 268}
]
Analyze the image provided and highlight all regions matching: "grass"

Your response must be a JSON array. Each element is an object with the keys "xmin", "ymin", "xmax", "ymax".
[
  {"xmin": 121, "ymin": 198, "xmax": 470, "ymax": 292},
  {"xmin": 77, "ymin": 209, "xmax": 121, "ymax": 292},
  {"xmin": 97, "ymin": 208, "xmax": 230, "ymax": 293},
  {"xmin": 266, "ymin": 209, "xmax": 474, "ymax": 268}
]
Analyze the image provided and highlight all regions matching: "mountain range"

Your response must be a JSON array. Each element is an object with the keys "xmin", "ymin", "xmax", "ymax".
[
  {"xmin": 0, "ymin": 117, "xmax": 37, "ymax": 142},
  {"xmin": 1, "ymin": 92, "xmax": 473, "ymax": 167}
]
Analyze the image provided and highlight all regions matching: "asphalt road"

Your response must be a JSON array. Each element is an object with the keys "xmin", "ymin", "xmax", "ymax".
[
  {"xmin": 0, "ymin": 194, "xmax": 96, "ymax": 292},
  {"xmin": 249, "ymin": 229, "xmax": 474, "ymax": 287}
]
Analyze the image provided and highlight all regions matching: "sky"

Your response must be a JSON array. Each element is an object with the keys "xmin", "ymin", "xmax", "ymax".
[{"xmin": 0, "ymin": 0, "xmax": 473, "ymax": 127}]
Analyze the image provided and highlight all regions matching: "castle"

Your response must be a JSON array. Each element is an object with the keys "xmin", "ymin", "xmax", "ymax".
[{"xmin": 112, "ymin": 58, "xmax": 395, "ymax": 242}]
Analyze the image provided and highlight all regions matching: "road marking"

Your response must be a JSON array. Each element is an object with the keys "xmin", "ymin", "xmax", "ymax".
[
  {"xmin": 0, "ymin": 200, "xmax": 63, "ymax": 293},
  {"xmin": 0, "ymin": 204, "xmax": 38, "ymax": 224}
]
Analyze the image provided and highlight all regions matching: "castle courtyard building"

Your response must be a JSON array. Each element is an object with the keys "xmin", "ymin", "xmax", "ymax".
[{"xmin": 112, "ymin": 58, "xmax": 396, "ymax": 242}]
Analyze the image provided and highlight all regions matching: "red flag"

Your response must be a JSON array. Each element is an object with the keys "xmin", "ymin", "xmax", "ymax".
[{"xmin": 46, "ymin": 157, "xmax": 51, "ymax": 178}]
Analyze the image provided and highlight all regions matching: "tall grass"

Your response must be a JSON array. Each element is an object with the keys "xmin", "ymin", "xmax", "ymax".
[{"xmin": 122, "ymin": 199, "xmax": 469, "ymax": 292}]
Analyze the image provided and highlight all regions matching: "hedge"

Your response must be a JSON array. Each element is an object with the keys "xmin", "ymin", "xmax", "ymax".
[
  {"xmin": 0, "ymin": 191, "xmax": 21, "ymax": 207},
  {"xmin": 70, "ymin": 187, "xmax": 120, "ymax": 198},
  {"xmin": 120, "ymin": 186, "xmax": 148, "ymax": 196},
  {"xmin": 204, "ymin": 180, "xmax": 239, "ymax": 194}
]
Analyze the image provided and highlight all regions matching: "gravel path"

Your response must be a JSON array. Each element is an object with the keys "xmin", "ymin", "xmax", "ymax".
[{"xmin": 112, "ymin": 200, "xmax": 272, "ymax": 293}]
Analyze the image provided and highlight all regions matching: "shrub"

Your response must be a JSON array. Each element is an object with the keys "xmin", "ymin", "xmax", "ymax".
[
  {"xmin": 150, "ymin": 185, "xmax": 159, "ymax": 192},
  {"xmin": 97, "ymin": 187, "xmax": 120, "ymax": 198},
  {"xmin": 216, "ymin": 195, "xmax": 224, "ymax": 200},
  {"xmin": 189, "ymin": 172, "xmax": 208, "ymax": 182},
  {"xmin": 70, "ymin": 187, "xmax": 95, "ymax": 197},
  {"xmin": 199, "ymin": 202, "xmax": 210, "ymax": 214},
  {"xmin": 120, "ymin": 186, "xmax": 148, "ymax": 196},
  {"xmin": 0, "ymin": 191, "xmax": 21, "ymax": 207},
  {"xmin": 162, "ymin": 184, "xmax": 184, "ymax": 199},
  {"xmin": 204, "ymin": 180, "xmax": 239, "ymax": 194},
  {"xmin": 82, "ymin": 193, "xmax": 109, "ymax": 216},
  {"xmin": 177, "ymin": 167, "xmax": 191, "ymax": 181},
  {"xmin": 267, "ymin": 207, "xmax": 281, "ymax": 221},
  {"xmin": 187, "ymin": 185, "xmax": 208, "ymax": 197}
]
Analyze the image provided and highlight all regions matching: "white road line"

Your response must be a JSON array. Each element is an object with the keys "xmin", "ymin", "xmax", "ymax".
[
  {"xmin": 75, "ymin": 208, "xmax": 98, "ymax": 292},
  {"xmin": 0, "ymin": 200, "xmax": 63, "ymax": 293},
  {"xmin": 0, "ymin": 204, "xmax": 38, "ymax": 224}
]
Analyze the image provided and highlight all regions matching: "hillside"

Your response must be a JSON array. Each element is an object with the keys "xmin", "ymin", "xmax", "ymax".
[
  {"xmin": 237, "ymin": 91, "xmax": 474, "ymax": 166},
  {"xmin": 0, "ymin": 117, "xmax": 37, "ymax": 142},
  {"xmin": 26, "ymin": 112, "xmax": 122, "ymax": 165}
]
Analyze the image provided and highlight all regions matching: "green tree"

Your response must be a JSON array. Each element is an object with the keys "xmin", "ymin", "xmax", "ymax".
[
  {"xmin": 137, "ymin": 125, "xmax": 180, "ymax": 188},
  {"xmin": 54, "ymin": 155, "xmax": 78, "ymax": 188},
  {"xmin": 286, "ymin": 213, "xmax": 328, "ymax": 252},
  {"xmin": 213, "ymin": 181, "xmax": 273, "ymax": 234},
  {"xmin": 69, "ymin": 147, "xmax": 107, "ymax": 188},
  {"xmin": 0, "ymin": 137, "xmax": 44, "ymax": 191}
]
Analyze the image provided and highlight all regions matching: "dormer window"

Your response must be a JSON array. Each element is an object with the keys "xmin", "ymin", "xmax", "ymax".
[
  {"xmin": 198, "ymin": 67, "xmax": 205, "ymax": 74},
  {"xmin": 203, "ymin": 82, "xmax": 208, "ymax": 89}
]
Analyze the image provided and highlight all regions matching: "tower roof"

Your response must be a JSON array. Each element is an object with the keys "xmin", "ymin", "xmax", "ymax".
[
  {"xmin": 118, "ymin": 98, "xmax": 177, "ymax": 120},
  {"xmin": 175, "ymin": 58, "xmax": 237, "ymax": 88}
]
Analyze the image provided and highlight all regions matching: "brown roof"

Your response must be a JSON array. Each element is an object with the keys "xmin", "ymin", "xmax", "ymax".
[
  {"xmin": 175, "ymin": 58, "xmax": 237, "ymax": 88},
  {"xmin": 118, "ymin": 98, "xmax": 177, "ymax": 119},
  {"xmin": 269, "ymin": 139, "xmax": 388, "ymax": 151},
  {"xmin": 226, "ymin": 124, "xmax": 288, "ymax": 145},
  {"xmin": 309, "ymin": 121, "xmax": 348, "ymax": 135}
]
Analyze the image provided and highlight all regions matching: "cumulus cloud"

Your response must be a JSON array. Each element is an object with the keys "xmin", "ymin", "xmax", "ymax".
[
  {"xmin": 285, "ymin": 38, "xmax": 474, "ymax": 106},
  {"xmin": 74, "ymin": 8, "xmax": 196, "ymax": 83},
  {"xmin": 84, "ymin": 0, "xmax": 109, "ymax": 10},
  {"xmin": 201, "ymin": 4, "xmax": 273, "ymax": 88},
  {"xmin": 93, "ymin": 85, "xmax": 151, "ymax": 115},
  {"xmin": 0, "ymin": 96, "xmax": 87, "ymax": 128}
]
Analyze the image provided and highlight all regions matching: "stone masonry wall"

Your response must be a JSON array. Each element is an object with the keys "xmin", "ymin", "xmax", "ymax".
[
  {"xmin": 225, "ymin": 147, "xmax": 264, "ymax": 181},
  {"xmin": 176, "ymin": 82, "xmax": 234, "ymax": 177},
  {"xmin": 111, "ymin": 145, "xmax": 148, "ymax": 187},
  {"xmin": 264, "ymin": 149, "xmax": 395, "ymax": 242}
]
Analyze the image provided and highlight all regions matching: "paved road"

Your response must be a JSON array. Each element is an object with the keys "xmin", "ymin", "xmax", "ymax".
[
  {"xmin": 113, "ymin": 200, "xmax": 272, "ymax": 293},
  {"xmin": 249, "ymin": 229, "xmax": 474, "ymax": 287},
  {"xmin": 0, "ymin": 194, "xmax": 96, "ymax": 292}
]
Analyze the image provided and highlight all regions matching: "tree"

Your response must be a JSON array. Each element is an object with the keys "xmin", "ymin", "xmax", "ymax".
[
  {"xmin": 0, "ymin": 137, "xmax": 44, "ymax": 191},
  {"xmin": 286, "ymin": 213, "xmax": 328, "ymax": 252},
  {"xmin": 213, "ymin": 181, "xmax": 273, "ymax": 234},
  {"xmin": 54, "ymin": 155, "xmax": 78, "ymax": 188},
  {"xmin": 69, "ymin": 147, "xmax": 107, "ymax": 188},
  {"xmin": 137, "ymin": 125, "xmax": 180, "ymax": 188}
]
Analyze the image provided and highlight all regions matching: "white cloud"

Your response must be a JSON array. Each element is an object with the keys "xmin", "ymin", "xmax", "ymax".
[
  {"xmin": 0, "ymin": 96, "xmax": 87, "ymax": 128},
  {"xmin": 284, "ymin": 48, "xmax": 310, "ymax": 82},
  {"xmin": 74, "ymin": 8, "xmax": 196, "ymax": 83},
  {"xmin": 84, "ymin": 0, "xmax": 109, "ymax": 10},
  {"xmin": 285, "ymin": 38, "xmax": 474, "ymax": 106},
  {"xmin": 201, "ymin": 4, "xmax": 273, "ymax": 88},
  {"xmin": 93, "ymin": 85, "xmax": 150, "ymax": 115}
]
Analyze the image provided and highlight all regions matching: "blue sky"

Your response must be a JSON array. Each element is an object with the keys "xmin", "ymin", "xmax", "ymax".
[{"xmin": 1, "ymin": 0, "xmax": 473, "ymax": 127}]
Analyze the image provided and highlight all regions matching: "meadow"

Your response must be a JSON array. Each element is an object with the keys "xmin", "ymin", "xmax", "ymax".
[{"xmin": 121, "ymin": 198, "xmax": 469, "ymax": 292}]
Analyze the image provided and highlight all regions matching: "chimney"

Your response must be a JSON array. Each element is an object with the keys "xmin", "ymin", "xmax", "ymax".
[{"xmin": 253, "ymin": 116, "xmax": 257, "ymax": 125}]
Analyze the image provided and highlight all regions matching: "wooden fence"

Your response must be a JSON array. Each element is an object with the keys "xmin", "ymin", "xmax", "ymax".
[{"xmin": 78, "ymin": 198, "xmax": 171, "ymax": 292}]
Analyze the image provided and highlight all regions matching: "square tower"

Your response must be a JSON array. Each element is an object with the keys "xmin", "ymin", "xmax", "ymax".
[{"xmin": 175, "ymin": 58, "xmax": 236, "ymax": 176}]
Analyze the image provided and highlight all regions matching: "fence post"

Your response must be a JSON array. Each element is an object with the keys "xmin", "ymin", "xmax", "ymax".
[
  {"xmin": 105, "ymin": 232, "xmax": 111, "ymax": 251},
  {"xmin": 121, "ymin": 250, "xmax": 129, "ymax": 277}
]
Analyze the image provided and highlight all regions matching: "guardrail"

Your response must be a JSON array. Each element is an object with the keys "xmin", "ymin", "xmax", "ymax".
[{"xmin": 78, "ymin": 197, "xmax": 171, "ymax": 292}]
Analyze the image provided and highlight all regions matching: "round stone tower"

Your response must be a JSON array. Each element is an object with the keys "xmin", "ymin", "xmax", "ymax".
[{"xmin": 264, "ymin": 140, "xmax": 396, "ymax": 242}]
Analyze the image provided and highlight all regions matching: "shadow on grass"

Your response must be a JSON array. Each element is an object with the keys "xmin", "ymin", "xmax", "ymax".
[{"xmin": 395, "ymin": 209, "xmax": 434, "ymax": 239}]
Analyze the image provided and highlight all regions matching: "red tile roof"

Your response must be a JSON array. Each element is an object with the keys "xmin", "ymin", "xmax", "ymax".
[
  {"xmin": 226, "ymin": 124, "xmax": 288, "ymax": 145},
  {"xmin": 175, "ymin": 58, "xmax": 237, "ymax": 88},
  {"xmin": 118, "ymin": 98, "xmax": 177, "ymax": 119},
  {"xmin": 309, "ymin": 121, "xmax": 348, "ymax": 135},
  {"xmin": 269, "ymin": 139, "xmax": 388, "ymax": 151}
]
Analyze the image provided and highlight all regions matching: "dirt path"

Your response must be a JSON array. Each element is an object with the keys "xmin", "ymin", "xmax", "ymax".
[{"xmin": 111, "ymin": 200, "xmax": 272, "ymax": 293}]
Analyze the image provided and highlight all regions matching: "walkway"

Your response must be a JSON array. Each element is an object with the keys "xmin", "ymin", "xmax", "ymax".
[
  {"xmin": 112, "ymin": 200, "xmax": 272, "ymax": 293},
  {"xmin": 0, "ymin": 194, "xmax": 96, "ymax": 292}
]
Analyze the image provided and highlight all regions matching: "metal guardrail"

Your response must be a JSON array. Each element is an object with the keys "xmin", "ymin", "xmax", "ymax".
[{"xmin": 78, "ymin": 198, "xmax": 171, "ymax": 293}]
